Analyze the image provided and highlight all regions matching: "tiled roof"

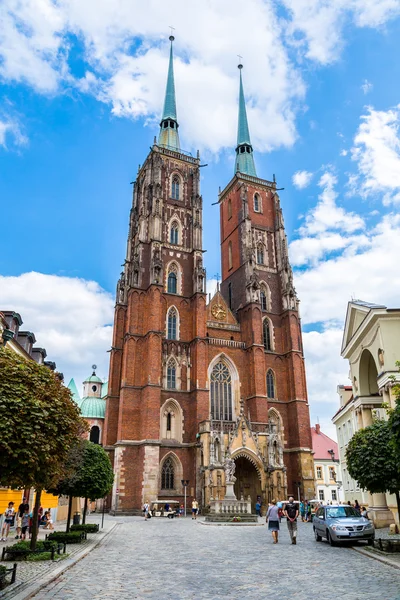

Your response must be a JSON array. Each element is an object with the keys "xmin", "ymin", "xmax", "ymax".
[{"xmin": 311, "ymin": 426, "xmax": 338, "ymax": 459}]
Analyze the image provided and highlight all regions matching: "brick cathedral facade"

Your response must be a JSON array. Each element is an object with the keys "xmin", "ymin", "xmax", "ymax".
[{"xmin": 104, "ymin": 39, "xmax": 314, "ymax": 513}]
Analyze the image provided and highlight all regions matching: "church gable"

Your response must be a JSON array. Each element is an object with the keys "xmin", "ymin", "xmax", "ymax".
[{"xmin": 207, "ymin": 288, "xmax": 239, "ymax": 329}]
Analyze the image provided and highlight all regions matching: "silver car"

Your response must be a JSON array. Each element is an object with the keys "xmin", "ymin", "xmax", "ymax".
[{"xmin": 313, "ymin": 505, "xmax": 375, "ymax": 546}]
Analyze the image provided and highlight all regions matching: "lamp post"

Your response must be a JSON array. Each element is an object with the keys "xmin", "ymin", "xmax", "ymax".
[
  {"xmin": 294, "ymin": 481, "xmax": 301, "ymax": 503},
  {"xmin": 181, "ymin": 480, "xmax": 190, "ymax": 517}
]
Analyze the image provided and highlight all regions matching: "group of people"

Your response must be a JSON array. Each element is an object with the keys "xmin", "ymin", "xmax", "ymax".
[
  {"xmin": 142, "ymin": 499, "xmax": 199, "ymax": 519},
  {"xmin": 266, "ymin": 497, "xmax": 299, "ymax": 545},
  {"xmin": 1, "ymin": 498, "xmax": 54, "ymax": 542}
]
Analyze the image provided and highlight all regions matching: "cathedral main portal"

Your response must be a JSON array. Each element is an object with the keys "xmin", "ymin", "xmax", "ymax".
[{"xmin": 233, "ymin": 456, "xmax": 262, "ymax": 509}]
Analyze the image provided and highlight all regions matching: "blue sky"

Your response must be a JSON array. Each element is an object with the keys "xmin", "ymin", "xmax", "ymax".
[{"xmin": 2, "ymin": 0, "xmax": 400, "ymax": 438}]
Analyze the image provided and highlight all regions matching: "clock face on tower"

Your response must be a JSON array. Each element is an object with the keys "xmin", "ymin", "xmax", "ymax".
[{"xmin": 211, "ymin": 303, "xmax": 227, "ymax": 320}]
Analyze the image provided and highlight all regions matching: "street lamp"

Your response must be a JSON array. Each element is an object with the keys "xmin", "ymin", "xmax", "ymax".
[
  {"xmin": 294, "ymin": 481, "xmax": 301, "ymax": 503},
  {"xmin": 181, "ymin": 480, "xmax": 190, "ymax": 517}
]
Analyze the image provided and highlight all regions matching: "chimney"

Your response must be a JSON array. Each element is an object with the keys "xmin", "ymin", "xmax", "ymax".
[{"xmin": 315, "ymin": 424, "xmax": 321, "ymax": 434}]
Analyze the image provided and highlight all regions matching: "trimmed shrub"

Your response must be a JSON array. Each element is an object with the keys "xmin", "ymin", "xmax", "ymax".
[
  {"xmin": 26, "ymin": 552, "xmax": 52, "ymax": 562},
  {"xmin": 47, "ymin": 531, "xmax": 83, "ymax": 544},
  {"xmin": 70, "ymin": 524, "xmax": 99, "ymax": 533}
]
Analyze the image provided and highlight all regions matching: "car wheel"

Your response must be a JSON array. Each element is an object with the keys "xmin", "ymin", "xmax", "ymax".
[
  {"xmin": 327, "ymin": 530, "xmax": 336, "ymax": 546},
  {"xmin": 314, "ymin": 527, "xmax": 322, "ymax": 542}
]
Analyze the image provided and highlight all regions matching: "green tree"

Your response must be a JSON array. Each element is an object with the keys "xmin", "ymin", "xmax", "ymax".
[
  {"xmin": 52, "ymin": 440, "xmax": 114, "ymax": 529},
  {"xmin": 0, "ymin": 347, "xmax": 86, "ymax": 548},
  {"xmin": 346, "ymin": 419, "xmax": 400, "ymax": 517}
]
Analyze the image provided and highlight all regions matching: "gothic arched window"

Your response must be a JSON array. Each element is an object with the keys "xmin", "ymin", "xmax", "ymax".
[
  {"xmin": 167, "ymin": 262, "xmax": 178, "ymax": 294},
  {"xmin": 167, "ymin": 359, "xmax": 177, "ymax": 389},
  {"xmin": 171, "ymin": 176, "xmax": 180, "ymax": 200},
  {"xmin": 161, "ymin": 457, "xmax": 175, "ymax": 489},
  {"xmin": 257, "ymin": 244, "xmax": 264, "ymax": 265},
  {"xmin": 170, "ymin": 222, "xmax": 179, "ymax": 245},
  {"xmin": 228, "ymin": 241, "xmax": 233, "ymax": 270},
  {"xmin": 166, "ymin": 412, "xmax": 172, "ymax": 432},
  {"xmin": 266, "ymin": 369, "xmax": 275, "ymax": 398},
  {"xmin": 254, "ymin": 193, "xmax": 261, "ymax": 212},
  {"xmin": 228, "ymin": 198, "xmax": 232, "ymax": 219},
  {"xmin": 167, "ymin": 307, "xmax": 178, "ymax": 340},
  {"xmin": 210, "ymin": 362, "xmax": 233, "ymax": 421},
  {"xmin": 263, "ymin": 319, "xmax": 272, "ymax": 351},
  {"xmin": 260, "ymin": 290, "xmax": 267, "ymax": 311}
]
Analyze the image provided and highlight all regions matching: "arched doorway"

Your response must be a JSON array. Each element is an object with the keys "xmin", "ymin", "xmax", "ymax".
[
  {"xmin": 233, "ymin": 456, "xmax": 262, "ymax": 510},
  {"xmin": 359, "ymin": 349, "xmax": 379, "ymax": 396}
]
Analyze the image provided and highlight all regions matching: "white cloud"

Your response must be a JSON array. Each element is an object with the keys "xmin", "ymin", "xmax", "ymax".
[
  {"xmin": 340, "ymin": 149, "xmax": 348, "ymax": 156},
  {"xmin": 0, "ymin": 272, "xmax": 114, "ymax": 385},
  {"xmin": 292, "ymin": 170, "xmax": 313, "ymax": 189},
  {"xmin": 361, "ymin": 79, "xmax": 373, "ymax": 94},
  {"xmin": 0, "ymin": 115, "xmax": 28, "ymax": 149},
  {"xmin": 350, "ymin": 105, "xmax": 400, "ymax": 204},
  {"xmin": 281, "ymin": 0, "xmax": 400, "ymax": 64}
]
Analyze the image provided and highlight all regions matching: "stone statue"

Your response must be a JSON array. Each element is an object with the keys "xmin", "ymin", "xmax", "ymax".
[{"xmin": 224, "ymin": 458, "xmax": 236, "ymax": 483}]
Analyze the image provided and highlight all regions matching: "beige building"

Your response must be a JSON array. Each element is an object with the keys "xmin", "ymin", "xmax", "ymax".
[
  {"xmin": 311, "ymin": 424, "xmax": 344, "ymax": 504},
  {"xmin": 332, "ymin": 300, "xmax": 400, "ymax": 527}
]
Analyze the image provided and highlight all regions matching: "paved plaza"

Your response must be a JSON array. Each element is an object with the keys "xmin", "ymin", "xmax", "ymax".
[{"xmin": 31, "ymin": 517, "xmax": 400, "ymax": 600}]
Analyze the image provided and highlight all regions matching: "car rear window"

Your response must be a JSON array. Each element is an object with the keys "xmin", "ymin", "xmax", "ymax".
[{"xmin": 326, "ymin": 507, "xmax": 359, "ymax": 518}]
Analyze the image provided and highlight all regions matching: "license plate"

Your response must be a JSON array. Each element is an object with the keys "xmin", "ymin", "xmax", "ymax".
[{"xmin": 349, "ymin": 532, "xmax": 358, "ymax": 537}]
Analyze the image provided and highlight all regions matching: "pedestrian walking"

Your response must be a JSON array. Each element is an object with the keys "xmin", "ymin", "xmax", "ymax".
[
  {"xmin": 1, "ymin": 502, "xmax": 15, "ymax": 542},
  {"xmin": 21, "ymin": 507, "xmax": 30, "ymax": 540},
  {"xmin": 143, "ymin": 501, "xmax": 150, "ymax": 520},
  {"xmin": 255, "ymin": 500, "xmax": 261, "ymax": 517},
  {"xmin": 266, "ymin": 500, "xmax": 280, "ymax": 544},
  {"xmin": 299, "ymin": 500, "xmax": 305, "ymax": 522},
  {"xmin": 15, "ymin": 512, "xmax": 22, "ymax": 539},
  {"xmin": 284, "ymin": 496, "xmax": 299, "ymax": 545},
  {"xmin": 191, "ymin": 499, "xmax": 199, "ymax": 520},
  {"xmin": 354, "ymin": 499, "xmax": 361, "ymax": 515}
]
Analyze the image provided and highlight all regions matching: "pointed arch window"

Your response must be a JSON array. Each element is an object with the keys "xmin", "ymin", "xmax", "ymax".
[
  {"xmin": 167, "ymin": 264, "xmax": 178, "ymax": 294},
  {"xmin": 228, "ymin": 241, "xmax": 233, "ymax": 270},
  {"xmin": 210, "ymin": 362, "xmax": 233, "ymax": 421},
  {"xmin": 89, "ymin": 426, "xmax": 100, "ymax": 445},
  {"xmin": 263, "ymin": 319, "xmax": 272, "ymax": 351},
  {"xmin": 166, "ymin": 412, "xmax": 172, "ymax": 432},
  {"xmin": 170, "ymin": 221, "xmax": 179, "ymax": 245},
  {"xmin": 228, "ymin": 198, "xmax": 232, "ymax": 219},
  {"xmin": 171, "ymin": 176, "xmax": 180, "ymax": 200},
  {"xmin": 257, "ymin": 244, "xmax": 264, "ymax": 265},
  {"xmin": 161, "ymin": 457, "xmax": 175, "ymax": 489},
  {"xmin": 266, "ymin": 369, "xmax": 275, "ymax": 398},
  {"xmin": 254, "ymin": 193, "xmax": 261, "ymax": 212},
  {"xmin": 167, "ymin": 359, "xmax": 177, "ymax": 389},
  {"xmin": 167, "ymin": 307, "xmax": 178, "ymax": 340},
  {"xmin": 260, "ymin": 290, "xmax": 267, "ymax": 311}
]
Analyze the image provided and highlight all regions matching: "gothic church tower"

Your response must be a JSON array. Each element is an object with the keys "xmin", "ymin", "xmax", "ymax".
[{"xmin": 104, "ymin": 47, "xmax": 314, "ymax": 514}]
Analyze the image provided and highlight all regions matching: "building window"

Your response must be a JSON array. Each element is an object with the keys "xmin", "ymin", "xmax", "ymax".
[
  {"xmin": 257, "ymin": 244, "xmax": 264, "ymax": 265},
  {"xmin": 228, "ymin": 282, "xmax": 233, "ymax": 310},
  {"xmin": 254, "ymin": 193, "xmax": 261, "ymax": 212},
  {"xmin": 161, "ymin": 457, "xmax": 175, "ymax": 489},
  {"xmin": 166, "ymin": 412, "xmax": 172, "ymax": 432},
  {"xmin": 329, "ymin": 467, "xmax": 336, "ymax": 481},
  {"xmin": 89, "ymin": 426, "xmax": 100, "ymax": 445},
  {"xmin": 260, "ymin": 291, "xmax": 267, "ymax": 311},
  {"xmin": 318, "ymin": 489, "xmax": 325, "ymax": 501},
  {"xmin": 331, "ymin": 489, "xmax": 337, "ymax": 501},
  {"xmin": 316, "ymin": 466, "xmax": 322, "ymax": 479},
  {"xmin": 167, "ymin": 307, "xmax": 178, "ymax": 340},
  {"xmin": 266, "ymin": 369, "xmax": 275, "ymax": 398},
  {"xmin": 171, "ymin": 176, "xmax": 180, "ymax": 200},
  {"xmin": 228, "ymin": 199, "xmax": 232, "ymax": 219},
  {"xmin": 210, "ymin": 362, "xmax": 233, "ymax": 421},
  {"xmin": 167, "ymin": 359, "xmax": 176, "ymax": 389},
  {"xmin": 170, "ymin": 222, "xmax": 179, "ymax": 245},
  {"xmin": 92, "ymin": 385, "xmax": 97, "ymax": 392},
  {"xmin": 263, "ymin": 319, "xmax": 272, "ymax": 351},
  {"xmin": 228, "ymin": 241, "xmax": 233, "ymax": 270}
]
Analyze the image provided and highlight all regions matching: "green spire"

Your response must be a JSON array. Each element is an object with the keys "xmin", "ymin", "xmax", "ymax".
[
  {"xmin": 235, "ymin": 64, "xmax": 257, "ymax": 177},
  {"xmin": 158, "ymin": 36, "xmax": 180, "ymax": 151}
]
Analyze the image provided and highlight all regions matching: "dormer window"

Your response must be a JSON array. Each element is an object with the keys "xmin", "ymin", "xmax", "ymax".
[{"xmin": 92, "ymin": 385, "xmax": 97, "ymax": 392}]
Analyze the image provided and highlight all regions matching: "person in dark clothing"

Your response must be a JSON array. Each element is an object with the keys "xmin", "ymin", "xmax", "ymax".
[
  {"xmin": 284, "ymin": 496, "xmax": 299, "ymax": 545},
  {"xmin": 18, "ymin": 498, "xmax": 29, "ymax": 517}
]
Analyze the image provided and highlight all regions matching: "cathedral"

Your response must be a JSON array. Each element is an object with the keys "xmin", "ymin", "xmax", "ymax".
[{"xmin": 104, "ymin": 37, "xmax": 314, "ymax": 514}]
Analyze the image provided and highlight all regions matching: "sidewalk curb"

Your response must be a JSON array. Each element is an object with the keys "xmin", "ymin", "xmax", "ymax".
[
  {"xmin": 1, "ymin": 522, "xmax": 118, "ymax": 600},
  {"xmin": 352, "ymin": 545, "xmax": 400, "ymax": 571}
]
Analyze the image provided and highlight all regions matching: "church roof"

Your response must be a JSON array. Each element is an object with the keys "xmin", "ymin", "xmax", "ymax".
[
  {"xmin": 83, "ymin": 372, "xmax": 103, "ymax": 384},
  {"xmin": 67, "ymin": 378, "xmax": 81, "ymax": 402},
  {"xmin": 235, "ymin": 65, "xmax": 257, "ymax": 177},
  {"xmin": 158, "ymin": 36, "xmax": 180, "ymax": 151},
  {"xmin": 79, "ymin": 396, "xmax": 106, "ymax": 419}
]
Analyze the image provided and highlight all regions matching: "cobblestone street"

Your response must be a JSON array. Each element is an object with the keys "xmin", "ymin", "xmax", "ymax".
[{"xmin": 32, "ymin": 517, "xmax": 400, "ymax": 600}]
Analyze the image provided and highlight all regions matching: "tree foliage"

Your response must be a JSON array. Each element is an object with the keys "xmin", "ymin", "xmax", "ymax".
[
  {"xmin": 0, "ymin": 347, "xmax": 87, "ymax": 490},
  {"xmin": 346, "ymin": 419, "xmax": 400, "ymax": 495}
]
